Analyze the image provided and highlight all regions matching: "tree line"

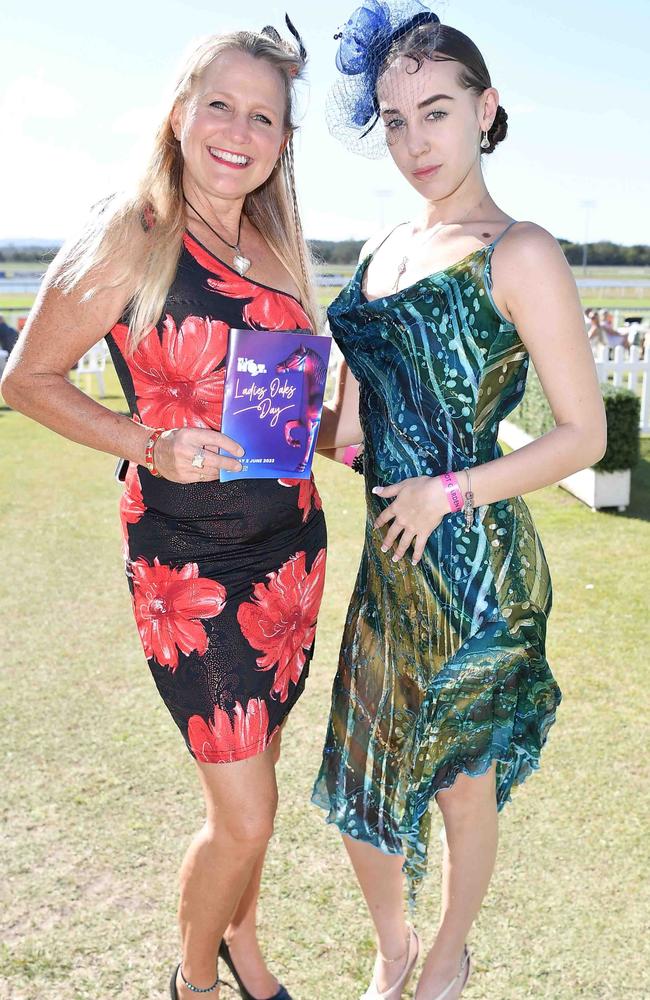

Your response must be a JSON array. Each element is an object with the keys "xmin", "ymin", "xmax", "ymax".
[
  {"xmin": 310, "ymin": 238, "xmax": 650, "ymax": 267},
  {"xmin": 2, "ymin": 239, "xmax": 650, "ymax": 268}
]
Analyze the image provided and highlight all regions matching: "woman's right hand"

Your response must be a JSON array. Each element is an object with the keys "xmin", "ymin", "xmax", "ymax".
[{"xmin": 152, "ymin": 427, "xmax": 244, "ymax": 483}]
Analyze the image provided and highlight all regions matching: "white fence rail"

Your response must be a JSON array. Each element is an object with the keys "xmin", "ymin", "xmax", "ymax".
[
  {"xmin": 594, "ymin": 344, "xmax": 650, "ymax": 432},
  {"xmin": 71, "ymin": 341, "xmax": 110, "ymax": 399}
]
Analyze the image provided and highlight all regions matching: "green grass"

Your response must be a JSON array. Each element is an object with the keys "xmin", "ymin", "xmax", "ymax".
[
  {"xmin": 0, "ymin": 294, "xmax": 37, "ymax": 310},
  {"xmin": 0, "ymin": 260, "xmax": 50, "ymax": 273},
  {"xmin": 580, "ymin": 296, "xmax": 650, "ymax": 309},
  {"xmin": 1, "ymin": 369, "xmax": 649, "ymax": 1000}
]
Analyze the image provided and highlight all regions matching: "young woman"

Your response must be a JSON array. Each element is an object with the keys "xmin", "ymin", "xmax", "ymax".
[
  {"xmin": 2, "ymin": 23, "xmax": 326, "ymax": 1000},
  {"xmin": 314, "ymin": 2, "xmax": 606, "ymax": 998}
]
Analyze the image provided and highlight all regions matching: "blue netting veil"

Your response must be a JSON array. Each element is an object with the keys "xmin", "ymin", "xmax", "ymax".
[{"xmin": 327, "ymin": 0, "xmax": 445, "ymax": 158}]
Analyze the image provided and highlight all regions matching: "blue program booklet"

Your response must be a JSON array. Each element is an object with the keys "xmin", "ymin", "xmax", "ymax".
[{"xmin": 219, "ymin": 329, "xmax": 332, "ymax": 481}]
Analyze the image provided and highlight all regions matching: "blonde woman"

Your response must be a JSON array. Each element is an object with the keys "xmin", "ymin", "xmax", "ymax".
[{"xmin": 2, "ymin": 21, "xmax": 325, "ymax": 1000}]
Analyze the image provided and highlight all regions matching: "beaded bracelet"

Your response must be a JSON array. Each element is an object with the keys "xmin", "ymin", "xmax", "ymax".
[
  {"xmin": 462, "ymin": 467, "xmax": 476, "ymax": 531},
  {"xmin": 144, "ymin": 428, "xmax": 165, "ymax": 477},
  {"xmin": 440, "ymin": 471, "xmax": 464, "ymax": 513}
]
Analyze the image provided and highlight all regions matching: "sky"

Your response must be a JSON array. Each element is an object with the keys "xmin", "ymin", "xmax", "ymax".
[{"xmin": 2, "ymin": 0, "xmax": 649, "ymax": 245}]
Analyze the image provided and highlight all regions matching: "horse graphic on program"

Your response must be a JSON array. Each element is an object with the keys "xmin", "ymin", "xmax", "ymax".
[{"xmin": 276, "ymin": 344, "xmax": 328, "ymax": 473}]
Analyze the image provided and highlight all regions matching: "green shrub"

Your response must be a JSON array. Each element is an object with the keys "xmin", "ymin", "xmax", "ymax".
[{"xmin": 507, "ymin": 367, "xmax": 640, "ymax": 472}]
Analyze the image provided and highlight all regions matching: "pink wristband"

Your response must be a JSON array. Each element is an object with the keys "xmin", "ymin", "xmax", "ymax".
[
  {"xmin": 440, "ymin": 471, "xmax": 463, "ymax": 513},
  {"xmin": 343, "ymin": 445, "xmax": 359, "ymax": 467}
]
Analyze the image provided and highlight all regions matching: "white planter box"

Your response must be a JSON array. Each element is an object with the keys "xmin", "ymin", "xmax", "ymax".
[{"xmin": 498, "ymin": 420, "xmax": 631, "ymax": 512}]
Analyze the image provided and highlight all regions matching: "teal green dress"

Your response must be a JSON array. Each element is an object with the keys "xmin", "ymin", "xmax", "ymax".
[{"xmin": 312, "ymin": 224, "xmax": 562, "ymax": 902}]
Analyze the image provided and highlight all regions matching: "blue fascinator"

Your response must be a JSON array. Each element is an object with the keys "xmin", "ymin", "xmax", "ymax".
[{"xmin": 328, "ymin": 0, "xmax": 441, "ymax": 157}]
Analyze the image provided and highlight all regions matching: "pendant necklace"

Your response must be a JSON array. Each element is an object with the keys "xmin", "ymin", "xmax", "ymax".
[
  {"xmin": 184, "ymin": 196, "xmax": 251, "ymax": 276},
  {"xmin": 393, "ymin": 199, "xmax": 484, "ymax": 293}
]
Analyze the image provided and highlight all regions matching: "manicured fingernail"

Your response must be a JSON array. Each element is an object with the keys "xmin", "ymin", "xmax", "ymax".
[
  {"xmin": 372, "ymin": 486, "xmax": 382, "ymax": 494},
  {"xmin": 381, "ymin": 545, "xmax": 388, "ymax": 553},
  {"xmin": 392, "ymin": 555, "xmax": 400, "ymax": 563},
  {"xmin": 237, "ymin": 448, "xmax": 245, "ymax": 457}
]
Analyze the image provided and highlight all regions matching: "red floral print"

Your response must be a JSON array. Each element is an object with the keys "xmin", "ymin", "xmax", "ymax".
[
  {"xmin": 111, "ymin": 314, "xmax": 228, "ymax": 429},
  {"xmin": 131, "ymin": 557, "xmax": 226, "ymax": 671},
  {"xmin": 183, "ymin": 233, "xmax": 310, "ymax": 332},
  {"xmin": 120, "ymin": 464, "xmax": 145, "ymax": 526},
  {"xmin": 188, "ymin": 698, "xmax": 277, "ymax": 763},
  {"xmin": 120, "ymin": 463, "xmax": 146, "ymax": 559},
  {"xmin": 237, "ymin": 549, "xmax": 326, "ymax": 702},
  {"xmin": 278, "ymin": 476, "xmax": 323, "ymax": 523}
]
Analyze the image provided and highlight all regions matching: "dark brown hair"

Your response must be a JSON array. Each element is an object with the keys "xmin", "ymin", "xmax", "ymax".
[{"xmin": 380, "ymin": 22, "xmax": 508, "ymax": 154}]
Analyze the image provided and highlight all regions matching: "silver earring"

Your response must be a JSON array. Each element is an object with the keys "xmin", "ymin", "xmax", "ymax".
[{"xmin": 480, "ymin": 130, "xmax": 490, "ymax": 150}]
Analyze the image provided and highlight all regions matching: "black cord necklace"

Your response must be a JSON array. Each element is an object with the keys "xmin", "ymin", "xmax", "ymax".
[{"xmin": 184, "ymin": 195, "xmax": 251, "ymax": 276}]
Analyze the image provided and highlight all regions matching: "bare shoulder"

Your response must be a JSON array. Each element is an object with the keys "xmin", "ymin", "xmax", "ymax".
[
  {"xmin": 489, "ymin": 221, "xmax": 580, "ymax": 325},
  {"xmin": 495, "ymin": 221, "xmax": 570, "ymax": 274},
  {"xmin": 18, "ymin": 204, "xmax": 156, "ymax": 371},
  {"xmin": 51, "ymin": 204, "xmax": 152, "ymax": 293}
]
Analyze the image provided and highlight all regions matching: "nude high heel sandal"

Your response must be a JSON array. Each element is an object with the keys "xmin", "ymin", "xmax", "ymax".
[
  {"xmin": 419, "ymin": 946, "xmax": 472, "ymax": 1000},
  {"xmin": 360, "ymin": 924, "xmax": 420, "ymax": 1000}
]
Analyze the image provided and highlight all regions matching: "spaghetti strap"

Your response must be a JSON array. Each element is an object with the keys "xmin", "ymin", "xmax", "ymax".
[
  {"xmin": 366, "ymin": 222, "xmax": 408, "ymax": 260},
  {"xmin": 491, "ymin": 220, "xmax": 519, "ymax": 249}
]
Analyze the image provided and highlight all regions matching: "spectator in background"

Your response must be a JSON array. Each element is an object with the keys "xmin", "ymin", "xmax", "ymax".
[
  {"xmin": 586, "ymin": 308, "xmax": 608, "ymax": 349},
  {"xmin": 600, "ymin": 309, "xmax": 626, "ymax": 349},
  {"xmin": 0, "ymin": 315, "xmax": 19, "ymax": 354}
]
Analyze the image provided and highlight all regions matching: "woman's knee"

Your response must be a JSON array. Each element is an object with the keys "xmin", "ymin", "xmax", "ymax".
[{"xmin": 213, "ymin": 796, "xmax": 278, "ymax": 851}]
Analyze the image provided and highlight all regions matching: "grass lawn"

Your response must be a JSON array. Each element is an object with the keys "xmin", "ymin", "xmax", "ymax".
[
  {"xmin": 1, "ymin": 366, "xmax": 649, "ymax": 1000},
  {"xmin": 0, "ymin": 295, "xmax": 36, "ymax": 310},
  {"xmin": 3, "ymin": 264, "xmax": 650, "ymax": 316}
]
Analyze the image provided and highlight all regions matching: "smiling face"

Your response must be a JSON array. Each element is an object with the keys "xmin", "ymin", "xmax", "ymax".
[
  {"xmin": 376, "ymin": 55, "xmax": 497, "ymax": 197},
  {"xmin": 171, "ymin": 48, "xmax": 289, "ymax": 205}
]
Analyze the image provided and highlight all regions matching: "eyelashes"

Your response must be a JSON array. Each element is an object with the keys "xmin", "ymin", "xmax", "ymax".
[
  {"xmin": 208, "ymin": 100, "xmax": 273, "ymax": 126},
  {"xmin": 384, "ymin": 110, "xmax": 448, "ymax": 130}
]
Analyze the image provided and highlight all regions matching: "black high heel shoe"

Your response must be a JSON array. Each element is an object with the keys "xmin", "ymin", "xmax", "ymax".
[{"xmin": 218, "ymin": 940, "xmax": 292, "ymax": 1000}]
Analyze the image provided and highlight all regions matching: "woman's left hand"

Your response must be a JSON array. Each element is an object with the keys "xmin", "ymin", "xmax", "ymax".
[{"xmin": 372, "ymin": 475, "xmax": 449, "ymax": 565}]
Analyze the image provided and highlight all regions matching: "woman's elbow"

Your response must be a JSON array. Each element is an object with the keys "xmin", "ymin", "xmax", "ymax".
[
  {"xmin": 579, "ymin": 421, "xmax": 608, "ymax": 467},
  {"xmin": 1, "ymin": 366, "xmax": 34, "ymax": 412},
  {"xmin": 593, "ymin": 428, "xmax": 608, "ymax": 464},
  {"xmin": 0, "ymin": 366, "xmax": 20, "ymax": 407}
]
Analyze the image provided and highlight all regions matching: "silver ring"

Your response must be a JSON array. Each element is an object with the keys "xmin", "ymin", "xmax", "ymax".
[{"xmin": 191, "ymin": 448, "xmax": 206, "ymax": 470}]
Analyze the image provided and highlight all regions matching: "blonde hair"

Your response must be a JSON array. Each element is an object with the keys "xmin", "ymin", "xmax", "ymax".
[{"xmin": 55, "ymin": 27, "xmax": 319, "ymax": 351}]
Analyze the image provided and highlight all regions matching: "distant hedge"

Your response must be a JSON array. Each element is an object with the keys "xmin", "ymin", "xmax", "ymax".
[
  {"xmin": 507, "ymin": 367, "xmax": 640, "ymax": 473},
  {"xmin": 2, "ymin": 238, "xmax": 649, "ymax": 268},
  {"xmin": 557, "ymin": 240, "xmax": 650, "ymax": 267},
  {"xmin": 309, "ymin": 239, "xmax": 365, "ymax": 266}
]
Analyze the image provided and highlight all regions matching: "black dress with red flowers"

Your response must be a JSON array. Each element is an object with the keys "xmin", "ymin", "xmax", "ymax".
[{"xmin": 106, "ymin": 232, "xmax": 327, "ymax": 763}]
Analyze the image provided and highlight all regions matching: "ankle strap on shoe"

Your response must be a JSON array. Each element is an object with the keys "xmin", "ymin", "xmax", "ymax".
[
  {"xmin": 180, "ymin": 966, "xmax": 222, "ymax": 993},
  {"xmin": 378, "ymin": 926, "xmax": 412, "ymax": 963}
]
